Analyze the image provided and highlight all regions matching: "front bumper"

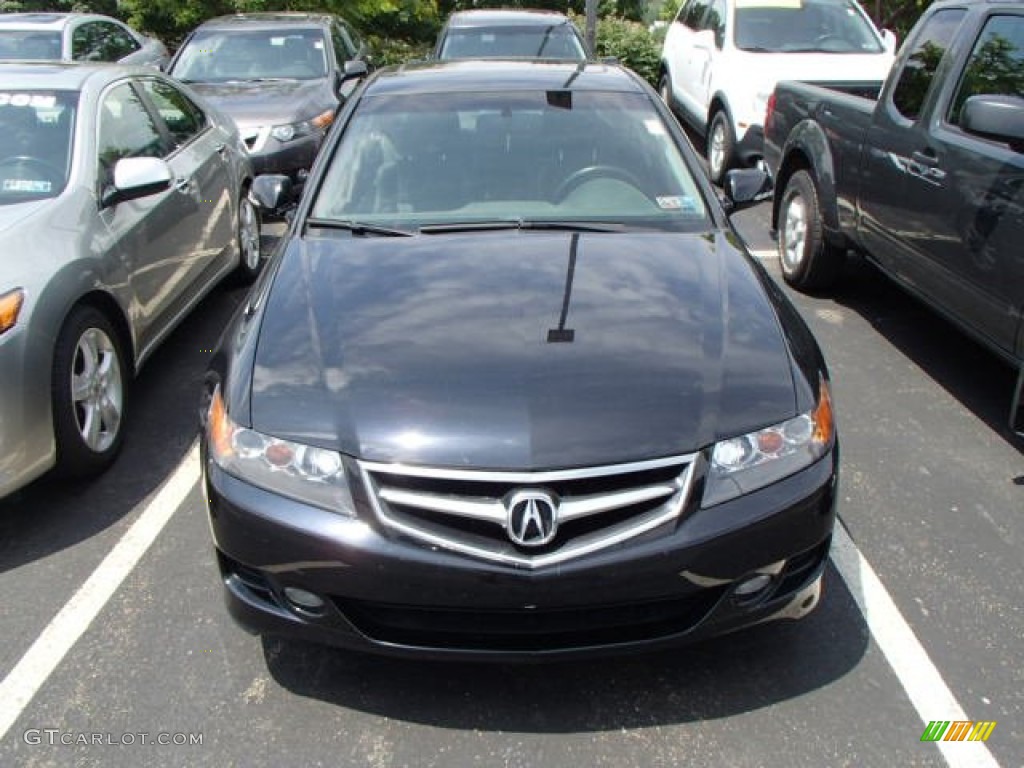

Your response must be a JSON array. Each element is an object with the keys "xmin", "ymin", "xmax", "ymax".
[
  {"xmin": 204, "ymin": 448, "xmax": 837, "ymax": 661},
  {"xmin": 736, "ymin": 124, "xmax": 765, "ymax": 166},
  {"xmin": 243, "ymin": 131, "xmax": 322, "ymax": 179},
  {"xmin": 0, "ymin": 323, "xmax": 55, "ymax": 499}
]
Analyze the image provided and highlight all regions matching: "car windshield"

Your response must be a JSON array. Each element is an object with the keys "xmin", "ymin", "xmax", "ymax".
[
  {"xmin": 310, "ymin": 90, "xmax": 709, "ymax": 231},
  {"xmin": 0, "ymin": 30, "xmax": 62, "ymax": 60},
  {"xmin": 734, "ymin": 0, "xmax": 883, "ymax": 54},
  {"xmin": 0, "ymin": 90, "xmax": 77, "ymax": 205},
  {"xmin": 170, "ymin": 28, "xmax": 329, "ymax": 82},
  {"xmin": 440, "ymin": 25, "xmax": 587, "ymax": 60}
]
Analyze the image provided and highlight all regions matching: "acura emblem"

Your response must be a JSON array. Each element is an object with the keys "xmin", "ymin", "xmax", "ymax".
[{"xmin": 506, "ymin": 490, "xmax": 559, "ymax": 547}]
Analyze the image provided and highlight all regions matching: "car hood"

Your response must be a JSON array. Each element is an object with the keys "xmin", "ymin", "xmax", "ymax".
[
  {"xmin": 249, "ymin": 231, "xmax": 798, "ymax": 468},
  {"xmin": 186, "ymin": 79, "xmax": 330, "ymax": 124},
  {"xmin": 0, "ymin": 199, "xmax": 52, "ymax": 237}
]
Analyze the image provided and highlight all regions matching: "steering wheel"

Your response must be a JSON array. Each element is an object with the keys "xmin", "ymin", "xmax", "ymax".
[
  {"xmin": 554, "ymin": 165, "xmax": 645, "ymax": 202},
  {"xmin": 0, "ymin": 155, "xmax": 64, "ymax": 187}
]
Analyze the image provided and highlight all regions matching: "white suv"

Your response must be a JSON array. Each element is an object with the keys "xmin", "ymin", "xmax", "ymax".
[{"xmin": 659, "ymin": 0, "xmax": 895, "ymax": 183}]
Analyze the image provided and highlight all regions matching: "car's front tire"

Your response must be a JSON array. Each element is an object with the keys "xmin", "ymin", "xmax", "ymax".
[
  {"xmin": 706, "ymin": 110, "xmax": 736, "ymax": 186},
  {"xmin": 777, "ymin": 170, "xmax": 845, "ymax": 291},
  {"xmin": 658, "ymin": 72, "xmax": 673, "ymax": 110},
  {"xmin": 235, "ymin": 190, "xmax": 263, "ymax": 283},
  {"xmin": 51, "ymin": 306, "xmax": 128, "ymax": 479}
]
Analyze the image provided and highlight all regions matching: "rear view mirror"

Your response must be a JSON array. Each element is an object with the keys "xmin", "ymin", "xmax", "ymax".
[
  {"xmin": 250, "ymin": 174, "xmax": 294, "ymax": 211},
  {"xmin": 961, "ymin": 94, "xmax": 1024, "ymax": 150}
]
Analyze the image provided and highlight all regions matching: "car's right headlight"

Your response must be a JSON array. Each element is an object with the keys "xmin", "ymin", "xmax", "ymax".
[
  {"xmin": 207, "ymin": 388, "xmax": 356, "ymax": 516},
  {"xmin": 702, "ymin": 378, "xmax": 834, "ymax": 507}
]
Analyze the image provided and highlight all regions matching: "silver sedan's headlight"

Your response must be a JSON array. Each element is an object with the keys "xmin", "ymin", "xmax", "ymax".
[
  {"xmin": 270, "ymin": 109, "xmax": 334, "ymax": 142},
  {"xmin": 207, "ymin": 388, "xmax": 355, "ymax": 516},
  {"xmin": 703, "ymin": 378, "xmax": 835, "ymax": 507}
]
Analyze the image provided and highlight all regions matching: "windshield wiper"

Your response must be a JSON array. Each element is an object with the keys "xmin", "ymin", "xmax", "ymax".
[
  {"xmin": 420, "ymin": 219, "xmax": 624, "ymax": 234},
  {"xmin": 305, "ymin": 217, "xmax": 414, "ymax": 237}
]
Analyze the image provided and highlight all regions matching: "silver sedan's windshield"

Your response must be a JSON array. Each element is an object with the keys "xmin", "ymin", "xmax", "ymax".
[
  {"xmin": 311, "ymin": 90, "xmax": 709, "ymax": 231},
  {"xmin": 441, "ymin": 26, "xmax": 587, "ymax": 60},
  {"xmin": 0, "ymin": 31, "xmax": 62, "ymax": 60},
  {"xmin": 0, "ymin": 90, "xmax": 77, "ymax": 205}
]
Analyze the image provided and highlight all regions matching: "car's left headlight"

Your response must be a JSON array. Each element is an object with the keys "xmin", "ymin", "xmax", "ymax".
[
  {"xmin": 270, "ymin": 109, "xmax": 334, "ymax": 142},
  {"xmin": 702, "ymin": 378, "xmax": 834, "ymax": 507},
  {"xmin": 206, "ymin": 388, "xmax": 356, "ymax": 516}
]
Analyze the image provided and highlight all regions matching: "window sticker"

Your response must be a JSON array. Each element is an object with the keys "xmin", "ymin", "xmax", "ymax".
[
  {"xmin": 656, "ymin": 195, "xmax": 699, "ymax": 212},
  {"xmin": 644, "ymin": 119, "xmax": 667, "ymax": 136},
  {"xmin": 736, "ymin": 0, "xmax": 803, "ymax": 8},
  {"xmin": 2, "ymin": 179, "xmax": 53, "ymax": 193},
  {"xmin": 0, "ymin": 93, "xmax": 57, "ymax": 108}
]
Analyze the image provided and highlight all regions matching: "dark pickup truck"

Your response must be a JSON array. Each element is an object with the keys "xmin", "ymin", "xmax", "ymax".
[{"xmin": 764, "ymin": 0, "xmax": 1024, "ymax": 434}]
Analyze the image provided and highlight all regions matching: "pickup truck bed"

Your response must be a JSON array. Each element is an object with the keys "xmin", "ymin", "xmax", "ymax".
[{"xmin": 763, "ymin": 0, "xmax": 1024, "ymax": 434}]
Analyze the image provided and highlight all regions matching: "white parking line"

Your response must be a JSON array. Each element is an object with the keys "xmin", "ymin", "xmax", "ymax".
[
  {"xmin": 0, "ymin": 445, "xmax": 1003, "ymax": 767},
  {"xmin": 832, "ymin": 523, "xmax": 1000, "ymax": 768},
  {"xmin": 0, "ymin": 444, "xmax": 200, "ymax": 742},
  {"xmin": 749, "ymin": 248, "xmax": 777, "ymax": 262}
]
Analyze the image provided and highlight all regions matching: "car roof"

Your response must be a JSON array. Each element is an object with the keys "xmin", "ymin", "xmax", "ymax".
[
  {"xmin": 0, "ymin": 13, "xmax": 116, "ymax": 30},
  {"xmin": 366, "ymin": 60, "xmax": 643, "ymax": 96},
  {"xmin": 445, "ymin": 9, "xmax": 574, "ymax": 28},
  {"xmin": 196, "ymin": 13, "xmax": 336, "ymax": 31},
  {"xmin": 0, "ymin": 60, "xmax": 157, "ymax": 90}
]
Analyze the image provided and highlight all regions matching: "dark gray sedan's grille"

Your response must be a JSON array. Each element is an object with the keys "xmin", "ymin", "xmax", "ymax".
[{"xmin": 358, "ymin": 455, "xmax": 698, "ymax": 568}]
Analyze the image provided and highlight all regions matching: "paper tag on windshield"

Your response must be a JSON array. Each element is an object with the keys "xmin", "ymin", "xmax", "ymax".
[{"xmin": 3, "ymin": 179, "xmax": 52, "ymax": 193}]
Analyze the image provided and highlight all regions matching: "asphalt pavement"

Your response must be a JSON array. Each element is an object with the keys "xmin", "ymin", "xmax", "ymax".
[{"xmin": 0, "ymin": 206, "xmax": 1020, "ymax": 767}]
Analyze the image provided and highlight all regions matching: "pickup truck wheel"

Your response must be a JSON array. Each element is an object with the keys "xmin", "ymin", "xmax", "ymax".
[
  {"xmin": 778, "ymin": 170, "xmax": 844, "ymax": 290},
  {"xmin": 706, "ymin": 111, "xmax": 735, "ymax": 185}
]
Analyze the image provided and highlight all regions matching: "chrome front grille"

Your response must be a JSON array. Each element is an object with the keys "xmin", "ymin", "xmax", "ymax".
[{"xmin": 358, "ymin": 454, "xmax": 698, "ymax": 569}]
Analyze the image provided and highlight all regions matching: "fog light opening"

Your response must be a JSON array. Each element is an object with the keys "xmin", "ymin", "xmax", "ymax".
[
  {"xmin": 733, "ymin": 573, "xmax": 774, "ymax": 602},
  {"xmin": 283, "ymin": 587, "xmax": 325, "ymax": 614}
]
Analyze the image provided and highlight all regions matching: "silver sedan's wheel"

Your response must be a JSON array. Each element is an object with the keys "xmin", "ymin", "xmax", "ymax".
[
  {"xmin": 235, "ymin": 193, "xmax": 263, "ymax": 282},
  {"xmin": 52, "ymin": 306, "xmax": 128, "ymax": 478},
  {"xmin": 71, "ymin": 327, "xmax": 123, "ymax": 452}
]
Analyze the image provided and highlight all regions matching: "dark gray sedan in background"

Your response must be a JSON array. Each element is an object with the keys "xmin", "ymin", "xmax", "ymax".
[
  {"xmin": 0, "ymin": 12, "xmax": 168, "ymax": 68},
  {"xmin": 167, "ymin": 13, "xmax": 371, "ymax": 188},
  {"xmin": 0, "ymin": 62, "xmax": 259, "ymax": 499},
  {"xmin": 203, "ymin": 61, "xmax": 838, "ymax": 661}
]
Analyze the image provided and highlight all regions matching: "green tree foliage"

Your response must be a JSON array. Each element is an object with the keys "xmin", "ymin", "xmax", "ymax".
[{"xmin": 595, "ymin": 15, "xmax": 660, "ymax": 86}]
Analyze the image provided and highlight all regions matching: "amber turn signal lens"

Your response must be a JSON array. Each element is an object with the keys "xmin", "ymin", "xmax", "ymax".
[
  {"xmin": 208, "ymin": 388, "xmax": 234, "ymax": 459},
  {"xmin": 813, "ymin": 379, "xmax": 834, "ymax": 446},
  {"xmin": 0, "ymin": 288, "xmax": 25, "ymax": 335},
  {"xmin": 311, "ymin": 109, "xmax": 334, "ymax": 130}
]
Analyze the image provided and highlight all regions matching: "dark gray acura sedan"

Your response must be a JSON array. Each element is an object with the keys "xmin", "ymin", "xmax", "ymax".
[{"xmin": 202, "ymin": 61, "xmax": 838, "ymax": 660}]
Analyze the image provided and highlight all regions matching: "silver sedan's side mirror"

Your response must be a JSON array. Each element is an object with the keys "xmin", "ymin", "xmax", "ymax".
[{"xmin": 103, "ymin": 156, "xmax": 172, "ymax": 206}]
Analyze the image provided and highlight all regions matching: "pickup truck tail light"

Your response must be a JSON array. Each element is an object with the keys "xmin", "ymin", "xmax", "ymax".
[{"xmin": 765, "ymin": 92, "xmax": 777, "ymax": 133}]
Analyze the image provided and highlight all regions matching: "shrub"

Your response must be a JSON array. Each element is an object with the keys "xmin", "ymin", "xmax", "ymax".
[
  {"xmin": 369, "ymin": 35, "xmax": 433, "ymax": 67},
  {"xmin": 595, "ymin": 16, "xmax": 661, "ymax": 87}
]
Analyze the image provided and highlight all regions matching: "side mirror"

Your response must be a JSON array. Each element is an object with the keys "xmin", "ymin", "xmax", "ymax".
[
  {"xmin": 104, "ymin": 156, "xmax": 171, "ymax": 206},
  {"xmin": 723, "ymin": 168, "xmax": 772, "ymax": 209},
  {"xmin": 881, "ymin": 29, "xmax": 897, "ymax": 53},
  {"xmin": 962, "ymin": 94, "xmax": 1024, "ymax": 150},
  {"xmin": 250, "ymin": 174, "xmax": 294, "ymax": 211},
  {"xmin": 334, "ymin": 60, "xmax": 369, "ymax": 100}
]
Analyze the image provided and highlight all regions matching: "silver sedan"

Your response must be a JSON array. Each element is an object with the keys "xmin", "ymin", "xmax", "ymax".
[
  {"xmin": 0, "ymin": 62, "xmax": 261, "ymax": 499},
  {"xmin": 0, "ymin": 12, "xmax": 168, "ymax": 68}
]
